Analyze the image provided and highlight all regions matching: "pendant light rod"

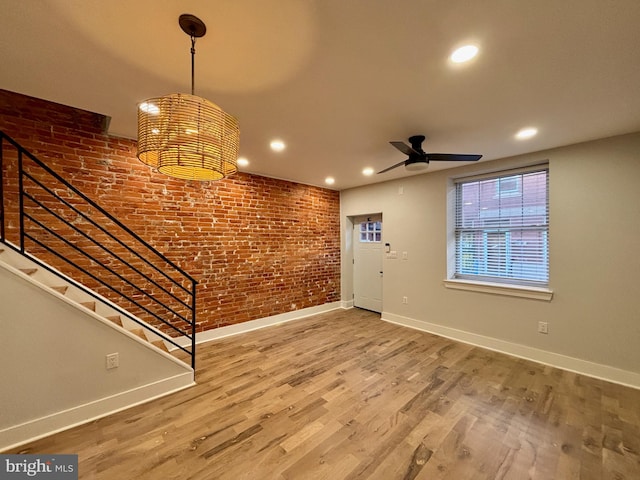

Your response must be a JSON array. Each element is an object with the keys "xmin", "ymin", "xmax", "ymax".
[
  {"xmin": 190, "ymin": 36, "xmax": 196, "ymax": 95},
  {"xmin": 179, "ymin": 14, "xmax": 207, "ymax": 95}
]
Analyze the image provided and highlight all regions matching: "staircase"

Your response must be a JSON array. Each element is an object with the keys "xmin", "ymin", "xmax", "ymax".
[
  {"xmin": 0, "ymin": 130, "xmax": 197, "ymax": 367},
  {"xmin": 0, "ymin": 245, "xmax": 171, "ymax": 355},
  {"xmin": 0, "ymin": 130, "xmax": 201, "ymax": 450}
]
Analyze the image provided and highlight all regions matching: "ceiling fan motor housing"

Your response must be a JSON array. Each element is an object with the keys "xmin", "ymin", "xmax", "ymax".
[
  {"xmin": 408, "ymin": 135, "xmax": 427, "ymax": 154},
  {"xmin": 406, "ymin": 135, "xmax": 428, "ymax": 170},
  {"xmin": 405, "ymin": 158, "xmax": 429, "ymax": 171}
]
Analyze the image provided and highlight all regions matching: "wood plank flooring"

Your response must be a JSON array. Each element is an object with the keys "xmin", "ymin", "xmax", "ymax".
[{"xmin": 6, "ymin": 308, "xmax": 640, "ymax": 479}]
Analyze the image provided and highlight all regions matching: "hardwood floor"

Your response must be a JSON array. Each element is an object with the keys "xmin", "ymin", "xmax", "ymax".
[{"xmin": 7, "ymin": 308, "xmax": 640, "ymax": 479}]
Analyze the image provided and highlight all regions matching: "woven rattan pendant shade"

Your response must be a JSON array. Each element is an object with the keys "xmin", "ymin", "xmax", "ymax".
[
  {"xmin": 136, "ymin": 14, "xmax": 239, "ymax": 181},
  {"xmin": 137, "ymin": 93, "xmax": 239, "ymax": 181}
]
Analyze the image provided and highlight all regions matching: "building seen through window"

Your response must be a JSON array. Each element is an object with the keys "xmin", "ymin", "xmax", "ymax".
[{"xmin": 454, "ymin": 168, "xmax": 549, "ymax": 286}]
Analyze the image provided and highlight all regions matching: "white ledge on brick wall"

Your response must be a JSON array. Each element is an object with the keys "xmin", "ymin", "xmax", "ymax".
[{"xmin": 443, "ymin": 278, "xmax": 553, "ymax": 301}]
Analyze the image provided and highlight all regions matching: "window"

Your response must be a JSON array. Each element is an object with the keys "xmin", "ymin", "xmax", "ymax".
[
  {"xmin": 454, "ymin": 166, "xmax": 549, "ymax": 286},
  {"xmin": 359, "ymin": 221, "xmax": 382, "ymax": 242}
]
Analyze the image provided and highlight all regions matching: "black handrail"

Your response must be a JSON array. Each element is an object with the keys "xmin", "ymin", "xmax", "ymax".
[
  {"xmin": 0, "ymin": 131, "xmax": 197, "ymax": 370},
  {"xmin": 23, "ymin": 177, "xmax": 192, "ymax": 309}
]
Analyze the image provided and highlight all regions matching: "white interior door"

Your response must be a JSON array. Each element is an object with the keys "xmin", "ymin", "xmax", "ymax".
[{"xmin": 353, "ymin": 215, "xmax": 383, "ymax": 312}]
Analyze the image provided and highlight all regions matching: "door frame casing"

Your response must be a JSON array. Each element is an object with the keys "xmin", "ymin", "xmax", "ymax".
[{"xmin": 349, "ymin": 213, "xmax": 383, "ymax": 312}]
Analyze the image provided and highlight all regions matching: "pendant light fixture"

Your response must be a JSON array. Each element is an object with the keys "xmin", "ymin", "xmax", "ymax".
[{"xmin": 137, "ymin": 14, "xmax": 239, "ymax": 181}]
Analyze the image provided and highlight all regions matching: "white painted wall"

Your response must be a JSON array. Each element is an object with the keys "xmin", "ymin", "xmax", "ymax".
[
  {"xmin": 340, "ymin": 132, "xmax": 640, "ymax": 387},
  {"xmin": 0, "ymin": 264, "xmax": 193, "ymax": 450}
]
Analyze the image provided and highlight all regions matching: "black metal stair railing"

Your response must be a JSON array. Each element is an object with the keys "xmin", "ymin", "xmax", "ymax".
[{"xmin": 0, "ymin": 130, "xmax": 197, "ymax": 369}]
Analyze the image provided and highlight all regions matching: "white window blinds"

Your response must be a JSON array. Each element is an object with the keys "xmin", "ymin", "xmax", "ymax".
[{"xmin": 454, "ymin": 166, "xmax": 549, "ymax": 286}]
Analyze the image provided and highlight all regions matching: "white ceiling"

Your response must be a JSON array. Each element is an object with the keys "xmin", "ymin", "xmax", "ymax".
[{"xmin": 2, "ymin": 0, "xmax": 640, "ymax": 190}]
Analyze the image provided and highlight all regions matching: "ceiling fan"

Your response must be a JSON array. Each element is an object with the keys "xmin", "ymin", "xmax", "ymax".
[{"xmin": 378, "ymin": 135, "xmax": 482, "ymax": 174}]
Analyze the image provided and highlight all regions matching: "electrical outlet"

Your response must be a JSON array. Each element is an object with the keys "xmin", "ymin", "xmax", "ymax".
[
  {"xmin": 538, "ymin": 321, "xmax": 548, "ymax": 334},
  {"xmin": 106, "ymin": 353, "xmax": 119, "ymax": 369},
  {"xmin": 402, "ymin": 251, "xmax": 408, "ymax": 260},
  {"xmin": 402, "ymin": 296, "xmax": 408, "ymax": 304}
]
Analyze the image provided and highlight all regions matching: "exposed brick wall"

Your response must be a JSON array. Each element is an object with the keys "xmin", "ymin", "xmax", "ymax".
[{"xmin": 0, "ymin": 89, "xmax": 341, "ymax": 333}]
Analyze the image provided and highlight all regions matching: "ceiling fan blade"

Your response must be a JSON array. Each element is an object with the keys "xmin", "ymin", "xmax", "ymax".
[
  {"xmin": 426, "ymin": 153, "xmax": 482, "ymax": 162},
  {"xmin": 389, "ymin": 141, "xmax": 420, "ymax": 156},
  {"xmin": 377, "ymin": 159, "xmax": 408, "ymax": 174}
]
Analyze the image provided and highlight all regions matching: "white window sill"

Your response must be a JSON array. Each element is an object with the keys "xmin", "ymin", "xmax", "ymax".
[{"xmin": 443, "ymin": 279, "xmax": 553, "ymax": 301}]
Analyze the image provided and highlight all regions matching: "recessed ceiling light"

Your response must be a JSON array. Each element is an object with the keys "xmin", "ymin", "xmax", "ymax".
[
  {"xmin": 362, "ymin": 167, "xmax": 374, "ymax": 176},
  {"xmin": 325, "ymin": 177, "xmax": 335, "ymax": 185},
  {"xmin": 237, "ymin": 157, "xmax": 249, "ymax": 167},
  {"xmin": 515, "ymin": 127, "xmax": 538, "ymax": 140},
  {"xmin": 450, "ymin": 45, "xmax": 479, "ymax": 63},
  {"xmin": 270, "ymin": 139, "xmax": 286, "ymax": 152}
]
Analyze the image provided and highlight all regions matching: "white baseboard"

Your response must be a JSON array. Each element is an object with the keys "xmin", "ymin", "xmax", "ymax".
[
  {"xmin": 0, "ymin": 372, "xmax": 194, "ymax": 452},
  {"xmin": 341, "ymin": 299, "xmax": 354, "ymax": 309},
  {"xmin": 382, "ymin": 312, "xmax": 640, "ymax": 390},
  {"xmin": 173, "ymin": 301, "xmax": 345, "ymax": 348}
]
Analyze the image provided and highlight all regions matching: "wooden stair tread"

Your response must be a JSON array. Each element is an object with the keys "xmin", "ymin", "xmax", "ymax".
[
  {"xmin": 152, "ymin": 340, "xmax": 170, "ymax": 353},
  {"xmin": 50, "ymin": 285, "xmax": 69, "ymax": 295},
  {"xmin": 107, "ymin": 318, "xmax": 168, "ymax": 353},
  {"xmin": 105, "ymin": 316, "xmax": 167, "ymax": 353},
  {"xmin": 129, "ymin": 328, "xmax": 147, "ymax": 340},
  {"xmin": 106, "ymin": 315, "xmax": 123, "ymax": 327},
  {"xmin": 80, "ymin": 301, "xmax": 96, "ymax": 311}
]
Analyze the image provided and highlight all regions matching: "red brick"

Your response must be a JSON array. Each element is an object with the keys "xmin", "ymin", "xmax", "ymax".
[{"xmin": 0, "ymin": 89, "xmax": 341, "ymax": 336}]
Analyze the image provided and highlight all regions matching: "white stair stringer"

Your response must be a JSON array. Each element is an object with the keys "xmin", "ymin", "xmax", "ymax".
[{"xmin": 0, "ymin": 245, "xmax": 180, "ymax": 361}]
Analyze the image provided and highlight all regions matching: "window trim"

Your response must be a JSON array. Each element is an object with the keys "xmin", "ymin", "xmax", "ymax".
[
  {"xmin": 443, "ymin": 278, "xmax": 553, "ymax": 301},
  {"xmin": 448, "ymin": 163, "xmax": 551, "ymax": 296}
]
